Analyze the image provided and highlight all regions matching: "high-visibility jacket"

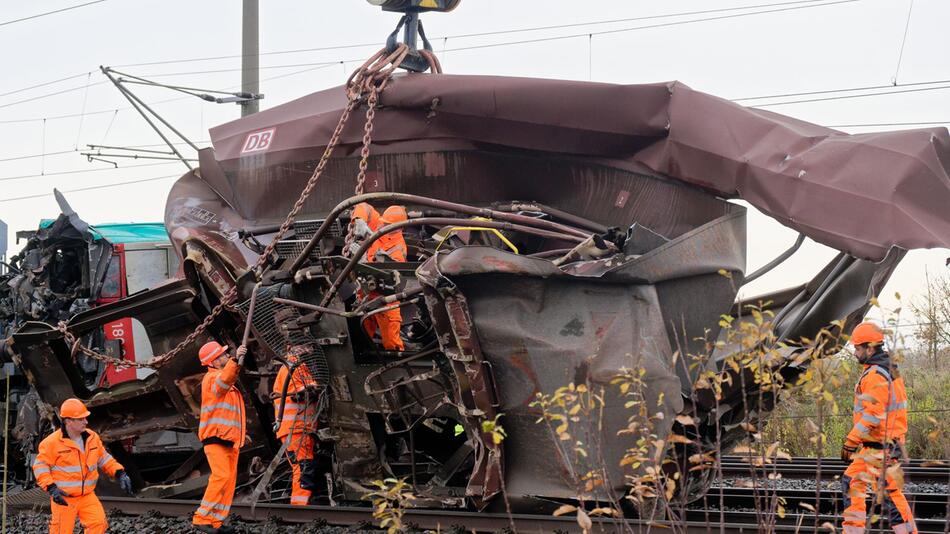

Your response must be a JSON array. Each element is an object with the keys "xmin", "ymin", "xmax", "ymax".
[
  {"xmin": 198, "ymin": 359, "xmax": 246, "ymax": 448},
  {"xmin": 32, "ymin": 429, "xmax": 123, "ymax": 497},
  {"xmin": 374, "ymin": 230, "xmax": 407, "ymax": 263},
  {"xmin": 846, "ymin": 360, "xmax": 908, "ymax": 446},
  {"xmin": 273, "ymin": 358, "xmax": 318, "ymax": 439}
]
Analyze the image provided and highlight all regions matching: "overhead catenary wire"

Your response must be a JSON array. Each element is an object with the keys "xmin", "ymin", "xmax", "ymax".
[
  {"xmin": 0, "ymin": 173, "xmax": 181, "ymax": 203},
  {"xmin": 752, "ymin": 83, "xmax": 950, "ymax": 107},
  {"xmin": 0, "ymin": 140, "xmax": 214, "ymax": 164},
  {"xmin": 0, "ymin": 71, "xmax": 92, "ymax": 98},
  {"xmin": 892, "ymin": 0, "xmax": 915, "ymax": 85},
  {"xmin": 111, "ymin": 0, "xmax": 841, "ymax": 69},
  {"xmin": 0, "ymin": 0, "xmax": 107, "ymax": 28},
  {"xmin": 0, "ymin": 161, "xmax": 180, "ymax": 183},
  {"xmin": 0, "ymin": 63, "xmax": 341, "ymax": 124},
  {"xmin": 0, "ymin": 0, "xmax": 858, "ymax": 111}
]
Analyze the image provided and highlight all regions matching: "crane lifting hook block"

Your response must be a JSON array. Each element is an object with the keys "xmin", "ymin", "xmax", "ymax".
[{"xmin": 369, "ymin": 0, "xmax": 460, "ymax": 72}]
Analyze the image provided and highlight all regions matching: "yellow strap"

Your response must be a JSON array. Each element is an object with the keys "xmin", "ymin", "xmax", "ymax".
[{"xmin": 436, "ymin": 222, "xmax": 519, "ymax": 254}]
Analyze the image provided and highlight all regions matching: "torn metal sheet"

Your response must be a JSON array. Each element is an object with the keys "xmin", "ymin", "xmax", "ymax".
[{"xmin": 208, "ymin": 75, "xmax": 950, "ymax": 261}]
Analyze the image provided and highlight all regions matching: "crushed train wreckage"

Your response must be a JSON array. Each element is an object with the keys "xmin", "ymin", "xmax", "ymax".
[{"xmin": 7, "ymin": 74, "xmax": 950, "ymax": 510}]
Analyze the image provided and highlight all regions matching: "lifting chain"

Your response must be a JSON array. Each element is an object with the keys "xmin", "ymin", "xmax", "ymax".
[{"xmin": 55, "ymin": 44, "xmax": 434, "ymax": 371}]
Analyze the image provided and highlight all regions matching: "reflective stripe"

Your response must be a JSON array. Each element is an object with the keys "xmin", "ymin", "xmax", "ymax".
[
  {"xmin": 199, "ymin": 418, "xmax": 242, "ymax": 430},
  {"xmin": 869, "ymin": 365, "xmax": 892, "ymax": 381},
  {"xmin": 200, "ymin": 500, "xmax": 231, "ymax": 512},
  {"xmin": 53, "ymin": 477, "xmax": 97, "ymax": 488},
  {"xmin": 855, "ymin": 422, "xmax": 870, "ymax": 435},
  {"xmin": 196, "ymin": 507, "xmax": 228, "ymax": 521},
  {"xmin": 290, "ymin": 496, "xmax": 309, "ymax": 504},
  {"xmin": 202, "ymin": 402, "xmax": 242, "ymax": 414},
  {"xmin": 888, "ymin": 401, "xmax": 907, "ymax": 411},
  {"xmin": 842, "ymin": 526, "xmax": 865, "ymax": 534},
  {"xmin": 214, "ymin": 378, "xmax": 230, "ymax": 391},
  {"xmin": 97, "ymin": 453, "xmax": 114, "ymax": 467},
  {"xmin": 51, "ymin": 465, "xmax": 82, "ymax": 473},
  {"xmin": 33, "ymin": 465, "xmax": 50, "ymax": 474},
  {"xmin": 861, "ymin": 413, "xmax": 882, "ymax": 425},
  {"xmin": 892, "ymin": 521, "xmax": 917, "ymax": 534}
]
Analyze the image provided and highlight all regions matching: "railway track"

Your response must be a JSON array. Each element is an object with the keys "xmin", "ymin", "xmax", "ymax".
[
  {"xmin": 719, "ymin": 456, "xmax": 950, "ymax": 482},
  {"xmin": 7, "ymin": 487, "xmax": 949, "ymax": 533}
]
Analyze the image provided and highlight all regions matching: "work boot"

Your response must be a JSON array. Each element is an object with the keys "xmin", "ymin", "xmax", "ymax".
[
  {"xmin": 192, "ymin": 525, "xmax": 219, "ymax": 534},
  {"xmin": 217, "ymin": 524, "xmax": 238, "ymax": 534},
  {"xmin": 299, "ymin": 460, "xmax": 318, "ymax": 491}
]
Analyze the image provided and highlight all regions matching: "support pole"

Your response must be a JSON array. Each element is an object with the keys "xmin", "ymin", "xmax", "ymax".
[{"xmin": 241, "ymin": 0, "xmax": 260, "ymax": 117}]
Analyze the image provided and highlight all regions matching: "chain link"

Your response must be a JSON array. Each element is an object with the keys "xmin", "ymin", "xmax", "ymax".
[
  {"xmin": 342, "ymin": 44, "xmax": 411, "ymax": 259},
  {"xmin": 56, "ymin": 45, "xmax": 424, "ymax": 369},
  {"xmin": 55, "ymin": 45, "xmax": 424, "ymax": 371}
]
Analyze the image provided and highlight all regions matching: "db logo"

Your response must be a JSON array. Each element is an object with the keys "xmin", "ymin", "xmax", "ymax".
[{"xmin": 241, "ymin": 128, "xmax": 275, "ymax": 154}]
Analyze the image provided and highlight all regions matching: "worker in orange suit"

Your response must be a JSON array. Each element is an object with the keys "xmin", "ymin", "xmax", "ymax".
[
  {"xmin": 350, "ymin": 203, "xmax": 406, "ymax": 351},
  {"xmin": 32, "ymin": 398, "xmax": 133, "ymax": 534},
  {"xmin": 349, "ymin": 202, "xmax": 382, "ymax": 261},
  {"xmin": 840, "ymin": 322, "xmax": 916, "ymax": 534},
  {"xmin": 271, "ymin": 346, "xmax": 320, "ymax": 505},
  {"xmin": 364, "ymin": 205, "xmax": 409, "ymax": 350},
  {"xmin": 192, "ymin": 341, "xmax": 247, "ymax": 534}
]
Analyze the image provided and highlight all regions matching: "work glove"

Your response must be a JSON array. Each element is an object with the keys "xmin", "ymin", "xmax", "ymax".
[
  {"xmin": 841, "ymin": 442, "xmax": 858, "ymax": 462},
  {"xmin": 47, "ymin": 484, "xmax": 68, "ymax": 506},
  {"xmin": 352, "ymin": 218, "xmax": 373, "ymax": 240},
  {"xmin": 116, "ymin": 470, "xmax": 134, "ymax": 495},
  {"xmin": 348, "ymin": 241, "xmax": 363, "ymax": 257}
]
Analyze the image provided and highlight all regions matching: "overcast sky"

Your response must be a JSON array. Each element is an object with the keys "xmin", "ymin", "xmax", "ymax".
[{"xmin": 1, "ymin": 0, "xmax": 948, "ymax": 327}]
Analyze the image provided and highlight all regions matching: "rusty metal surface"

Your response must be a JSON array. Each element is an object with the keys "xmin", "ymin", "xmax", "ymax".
[{"xmin": 206, "ymin": 75, "xmax": 950, "ymax": 261}]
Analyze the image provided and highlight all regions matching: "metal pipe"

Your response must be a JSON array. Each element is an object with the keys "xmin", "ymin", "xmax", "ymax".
[
  {"xmin": 352, "ymin": 286, "xmax": 425, "ymax": 314},
  {"xmin": 318, "ymin": 217, "xmax": 585, "ymax": 312},
  {"xmin": 241, "ymin": 283, "xmax": 260, "ymax": 346},
  {"xmin": 500, "ymin": 202, "xmax": 609, "ymax": 234},
  {"xmin": 743, "ymin": 233, "xmax": 806, "ymax": 285},
  {"xmin": 362, "ymin": 297, "xmax": 422, "ymax": 319},
  {"xmin": 288, "ymin": 193, "xmax": 592, "ymax": 272},
  {"xmin": 272, "ymin": 297, "xmax": 353, "ymax": 318}
]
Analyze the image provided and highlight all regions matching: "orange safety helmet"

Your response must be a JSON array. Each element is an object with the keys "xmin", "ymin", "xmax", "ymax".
[
  {"xmin": 850, "ymin": 321, "xmax": 885, "ymax": 346},
  {"xmin": 60, "ymin": 398, "xmax": 90, "ymax": 419},
  {"xmin": 199, "ymin": 341, "xmax": 228, "ymax": 366},
  {"xmin": 381, "ymin": 205, "xmax": 408, "ymax": 225},
  {"xmin": 352, "ymin": 202, "xmax": 381, "ymax": 229}
]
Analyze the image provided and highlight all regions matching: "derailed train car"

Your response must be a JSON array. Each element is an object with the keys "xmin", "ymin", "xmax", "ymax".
[{"xmin": 11, "ymin": 74, "xmax": 950, "ymax": 508}]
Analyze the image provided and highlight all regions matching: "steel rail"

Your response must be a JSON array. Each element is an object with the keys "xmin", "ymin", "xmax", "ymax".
[
  {"xmin": 719, "ymin": 456, "xmax": 950, "ymax": 481},
  {"xmin": 703, "ymin": 487, "xmax": 949, "ymax": 518},
  {"xmin": 85, "ymin": 496, "xmax": 850, "ymax": 533}
]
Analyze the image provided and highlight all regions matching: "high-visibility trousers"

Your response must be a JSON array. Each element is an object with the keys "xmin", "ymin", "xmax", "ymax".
[
  {"xmin": 193, "ymin": 443, "xmax": 240, "ymax": 528},
  {"xmin": 841, "ymin": 453, "xmax": 917, "ymax": 534},
  {"xmin": 358, "ymin": 289, "xmax": 404, "ymax": 351},
  {"xmin": 362, "ymin": 306, "xmax": 404, "ymax": 351},
  {"xmin": 49, "ymin": 492, "xmax": 107, "ymax": 534},
  {"xmin": 286, "ymin": 432, "xmax": 316, "ymax": 506}
]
